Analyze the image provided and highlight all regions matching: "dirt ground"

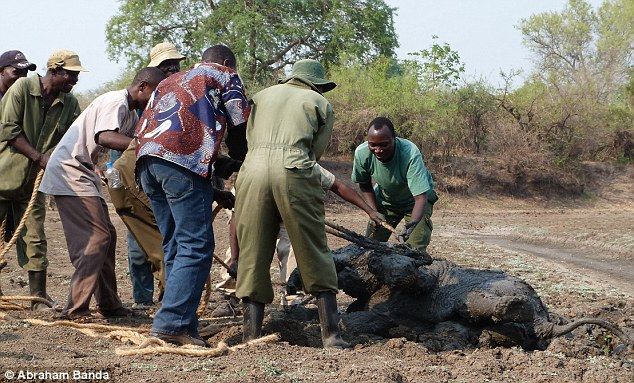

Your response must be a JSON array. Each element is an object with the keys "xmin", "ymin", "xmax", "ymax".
[{"xmin": 0, "ymin": 162, "xmax": 632, "ymax": 382}]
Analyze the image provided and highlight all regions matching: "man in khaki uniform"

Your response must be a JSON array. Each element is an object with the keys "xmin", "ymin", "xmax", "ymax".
[
  {"xmin": 0, "ymin": 50, "xmax": 37, "ymax": 242},
  {"xmin": 0, "ymin": 50, "xmax": 84, "ymax": 309},
  {"xmin": 235, "ymin": 59, "xmax": 349, "ymax": 348}
]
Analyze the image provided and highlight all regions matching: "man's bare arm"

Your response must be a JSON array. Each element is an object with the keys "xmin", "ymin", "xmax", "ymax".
[
  {"xmin": 8, "ymin": 134, "xmax": 48, "ymax": 169},
  {"xmin": 330, "ymin": 179, "xmax": 383, "ymax": 224},
  {"xmin": 358, "ymin": 181, "xmax": 378, "ymax": 212},
  {"xmin": 96, "ymin": 131, "xmax": 133, "ymax": 152}
]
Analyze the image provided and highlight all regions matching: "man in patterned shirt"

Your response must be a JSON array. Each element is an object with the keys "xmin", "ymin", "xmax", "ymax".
[{"xmin": 136, "ymin": 45, "xmax": 250, "ymax": 347}]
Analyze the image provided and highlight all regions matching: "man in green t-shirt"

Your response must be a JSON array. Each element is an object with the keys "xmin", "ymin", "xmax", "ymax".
[{"xmin": 352, "ymin": 117, "xmax": 438, "ymax": 255}]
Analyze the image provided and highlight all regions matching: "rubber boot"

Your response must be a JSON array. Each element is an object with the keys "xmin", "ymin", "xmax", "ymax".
[
  {"xmin": 28, "ymin": 270, "xmax": 50, "ymax": 311},
  {"xmin": 242, "ymin": 298, "xmax": 264, "ymax": 343},
  {"xmin": 316, "ymin": 291, "xmax": 351, "ymax": 349}
]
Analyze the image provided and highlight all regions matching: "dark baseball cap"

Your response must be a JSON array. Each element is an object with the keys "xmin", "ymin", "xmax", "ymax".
[{"xmin": 0, "ymin": 50, "xmax": 37, "ymax": 71}]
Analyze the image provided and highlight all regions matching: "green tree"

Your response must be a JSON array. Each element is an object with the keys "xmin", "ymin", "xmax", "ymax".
[
  {"xmin": 456, "ymin": 81, "xmax": 496, "ymax": 154},
  {"xmin": 511, "ymin": 0, "xmax": 633, "ymax": 162},
  {"xmin": 407, "ymin": 35, "xmax": 465, "ymax": 89},
  {"xmin": 519, "ymin": 0, "xmax": 632, "ymax": 92},
  {"xmin": 106, "ymin": 0, "xmax": 398, "ymax": 83}
]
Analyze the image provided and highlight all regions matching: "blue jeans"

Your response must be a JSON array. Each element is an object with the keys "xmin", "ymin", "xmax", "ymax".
[
  {"xmin": 138, "ymin": 156, "xmax": 214, "ymax": 336},
  {"xmin": 127, "ymin": 232, "xmax": 154, "ymax": 304}
]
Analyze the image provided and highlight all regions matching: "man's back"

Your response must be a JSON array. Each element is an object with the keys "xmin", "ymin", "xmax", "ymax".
[
  {"xmin": 246, "ymin": 80, "xmax": 333, "ymax": 170},
  {"xmin": 40, "ymin": 89, "xmax": 136, "ymax": 198},
  {"xmin": 136, "ymin": 62, "xmax": 249, "ymax": 178}
]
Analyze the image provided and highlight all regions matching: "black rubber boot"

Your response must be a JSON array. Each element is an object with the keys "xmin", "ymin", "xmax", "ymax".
[
  {"xmin": 242, "ymin": 298, "xmax": 265, "ymax": 343},
  {"xmin": 28, "ymin": 270, "xmax": 50, "ymax": 311},
  {"xmin": 316, "ymin": 291, "xmax": 351, "ymax": 349}
]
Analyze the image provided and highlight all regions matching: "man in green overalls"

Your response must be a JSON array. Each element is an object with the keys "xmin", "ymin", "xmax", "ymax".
[
  {"xmin": 352, "ymin": 116, "xmax": 437, "ymax": 256},
  {"xmin": 0, "ymin": 50, "xmax": 84, "ymax": 309},
  {"xmin": 235, "ymin": 59, "xmax": 349, "ymax": 348}
]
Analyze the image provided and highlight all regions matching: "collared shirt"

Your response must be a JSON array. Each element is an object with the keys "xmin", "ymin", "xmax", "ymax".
[
  {"xmin": 245, "ymin": 78, "xmax": 334, "ymax": 169},
  {"xmin": 0, "ymin": 75, "xmax": 81, "ymax": 198},
  {"xmin": 352, "ymin": 138, "xmax": 435, "ymax": 212},
  {"xmin": 136, "ymin": 62, "xmax": 250, "ymax": 178},
  {"xmin": 39, "ymin": 90, "xmax": 138, "ymax": 199}
]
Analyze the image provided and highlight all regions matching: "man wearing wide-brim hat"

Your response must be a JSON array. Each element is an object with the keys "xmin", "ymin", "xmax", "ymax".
[
  {"xmin": 0, "ymin": 49, "xmax": 85, "ymax": 310},
  {"xmin": 147, "ymin": 42, "xmax": 185, "ymax": 76},
  {"xmin": 234, "ymin": 59, "xmax": 350, "ymax": 348}
]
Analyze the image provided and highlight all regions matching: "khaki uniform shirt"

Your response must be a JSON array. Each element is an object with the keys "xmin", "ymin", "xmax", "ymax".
[
  {"xmin": 246, "ymin": 78, "xmax": 334, "ymax": 169},
  {"xmin": 40, "ymin": 90, "xmax": 138, "ymax": 198},
  {"xmin": 0, "ymin": 75, "xmax": 80, "ymax": 199}
]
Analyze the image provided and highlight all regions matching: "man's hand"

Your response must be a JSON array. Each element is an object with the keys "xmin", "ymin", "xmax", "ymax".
[
  {"xmin": 214, "ymin": 190, "xmax": 235, "ymax": 210},
  {"xmin": 368, "ymin": 212, "xmax": 386, "ymax": 227},
  {"xmin": 398, "ymin": 220, "xmax": 419, "ymax": 242},
  {"xmin": 37, "ymin": 153, "xmax": 50, "ymax": 170},
  {"xmin": 214, "ymin": 155, "xmax": 242, "ymax": 179},
  {"xmin": 226, "ymin": 259, "xmax": 238, "ymax": 279}
]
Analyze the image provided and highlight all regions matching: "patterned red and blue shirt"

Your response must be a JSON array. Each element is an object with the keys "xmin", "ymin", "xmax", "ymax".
[{"xmin": 135, "ymin": 62, "xmax": 250, "ymax": 178}]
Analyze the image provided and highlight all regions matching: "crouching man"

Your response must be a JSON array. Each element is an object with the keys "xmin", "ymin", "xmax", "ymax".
[{"xmin": 352, "ymin": 117, "xmax": 437, "ymax": 255}]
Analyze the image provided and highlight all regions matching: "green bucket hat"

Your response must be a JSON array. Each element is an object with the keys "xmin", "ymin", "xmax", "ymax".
[{"xmin": 279, "ymin": 59, "xmax": 336, "ymax": 93}]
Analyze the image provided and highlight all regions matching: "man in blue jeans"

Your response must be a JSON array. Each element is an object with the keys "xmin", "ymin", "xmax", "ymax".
[{"xmin": 136, "ymin": 45, "xmax": 250, "ymax": 347}]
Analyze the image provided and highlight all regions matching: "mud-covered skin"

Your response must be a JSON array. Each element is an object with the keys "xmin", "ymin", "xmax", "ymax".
[{"xmin": 333, "ymin": 245, "xmax": 628, "ymax": 350}]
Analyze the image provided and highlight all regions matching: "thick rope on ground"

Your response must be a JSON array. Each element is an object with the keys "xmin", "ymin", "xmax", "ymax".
[
  {"xmin": 115, "ymin": 333, "xmax": 280, "ymax": 357},
  {"xmin": 21, "ymin": 316, "xmax": 279, "ymax": 357},
  {"xmin": 24, "ymin": 318, "xmax": 148, "ymax": 333},
  {"xmin": 1, "ymin": 295, "xmax": 53, "ymax": 310}
]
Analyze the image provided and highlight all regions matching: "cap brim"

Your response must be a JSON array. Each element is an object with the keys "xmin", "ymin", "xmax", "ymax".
[
  {"xmin": 62, "ymin": 65, "xmax": 88, "ymax": 72},
  {"xmin": 12, "ymin": 62, "xmax": 37, "ymax": 71}
]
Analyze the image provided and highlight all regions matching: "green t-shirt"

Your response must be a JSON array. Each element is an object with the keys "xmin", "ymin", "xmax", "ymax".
[{"xmin": 352, "ymin": 138, "xmax": 434, "ymax": 212}]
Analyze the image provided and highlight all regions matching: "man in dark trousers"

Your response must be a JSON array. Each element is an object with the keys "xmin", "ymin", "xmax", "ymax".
[
  {"xmin": 0, "ymin": 50, "xmax": 37, "ymax": 243},
  {"xmin": 40, "ymin": 68, "xmax": 166, "ymax": 320}
]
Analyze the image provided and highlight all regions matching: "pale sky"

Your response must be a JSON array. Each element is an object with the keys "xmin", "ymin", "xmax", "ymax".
[{"xmin": 1, "ymin": 0, "xmax": 604, "ymax": 92}]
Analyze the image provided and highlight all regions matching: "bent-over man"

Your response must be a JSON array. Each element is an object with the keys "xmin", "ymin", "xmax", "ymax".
[
  {"xmin": 109, "ymin": 41, "xmax": 186, "ymax": 308},
  {"xmin": 352, "ymin": 117, "xmax": 437, "ymax": 255},
  {"xmin": 39, "ymin": 68, "xmax": 166, "ymax": 320},
  {"xmin": 136, "ymin": 45, "xmax": 249, "ymax": 347},
  {"xmin": 235, "ymin": 59, "xmax": 349, "ymax": 348}
]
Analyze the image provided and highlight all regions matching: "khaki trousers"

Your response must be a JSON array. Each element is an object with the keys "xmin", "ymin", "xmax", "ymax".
[
  {"xmin": 235, "ymin": 148, "xmax": 337, "ymax": 304},
  {"xmin": 110, "ymin": 144, "xmax": 165, "ymax": 295},
  {"xmin": 218, "ymin": 223, "xmax": 297, "ymax": 289},
  {"xmin": 56, "ymin": 195, "xmax": 123, "ymax": 317},
  {"xmin": 0, "ymin": 192, "xmax": 48, "ymax": 271}
]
